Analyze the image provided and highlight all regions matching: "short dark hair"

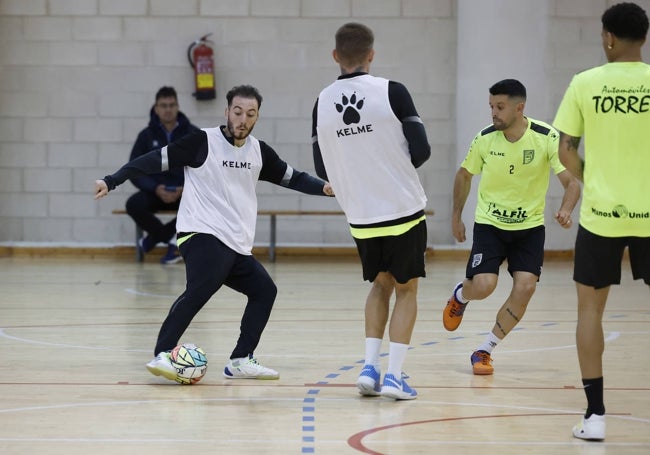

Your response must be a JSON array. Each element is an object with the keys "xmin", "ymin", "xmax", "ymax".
[
  {"xmin": 155, "ymin": 86, "xmax": 177, "ymax": 102},
  {"xmin": 602, "ymin": 2, "xmax": 649, "ymax": 41},
  {"xmin": 335, "ymin": 22, "xmax": 374, "ymax": 65},
  {"xmin": 226, "ymin": 85, "xmax": 263, "ymax": 108},
  {"xmin": 489, "ymin": 79, "xmax": 527, "ymax": 100}
]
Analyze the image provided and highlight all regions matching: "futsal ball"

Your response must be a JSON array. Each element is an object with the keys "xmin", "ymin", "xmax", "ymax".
[{"xmin": 170, "ymin": 343, "xmax": 208, "ymax": 385}]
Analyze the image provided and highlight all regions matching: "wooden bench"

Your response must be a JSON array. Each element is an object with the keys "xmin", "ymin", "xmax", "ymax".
[{"xmin": 112, "ymin": 209, "xmax": 434, "ymax": 262}]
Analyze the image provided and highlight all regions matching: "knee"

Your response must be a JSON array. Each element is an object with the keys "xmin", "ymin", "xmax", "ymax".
[
  {"xmin": 125, "ymin": 192, "xmax": 143, "ymax": 213},
  {"xmin": 267, "ymin": 281, "xmax": 278, "ymax": 300},
  {"xmin": 372, "ymin": 272, "xmax": 396, "ymax": 297},
  {"xmin": 126, "ymin": 191, "xmax": 153, "ymax": 214},
  {"xmin": 256, "ymin": 276, "xmax": 277, "ymax": 302},
  {"xmin": 514, "ymin": 279, "xmax": 537, "ymax": 300},
  {"xmin": 394, "ymin": 278, "xmax": 418, "ymax": 299},
  {"xmin": 468, "ymin": 276, "xmax": 497, "ymax": 299},
  {"xmin": 125, "ymin": 194, "xmax": 136, "ymax": 213}
]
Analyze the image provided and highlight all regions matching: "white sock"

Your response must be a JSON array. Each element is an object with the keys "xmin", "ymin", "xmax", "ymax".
[
  {"xmin": 455, "ymin": 283, "xmax": 469, "ymax": 304},
  {"xmin": 386, "ymin": 342, "xmax": 410, "ymax": 377},
  {"xmin": 364, "ymin": 337, "xmax": 382, "ymax": 369},
  {"xmin": 476, "ymin": 332, "xmax": 501, "ymax": 354}
]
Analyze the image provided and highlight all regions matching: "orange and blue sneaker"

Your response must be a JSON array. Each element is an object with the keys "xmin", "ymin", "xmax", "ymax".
[
  {"xmin": 471, "ymin": 350, "xmax": 494, "ymax": 375},
  {"xmin": 443, "ymin": 282, "xmax": 467, "ymax": 331}
]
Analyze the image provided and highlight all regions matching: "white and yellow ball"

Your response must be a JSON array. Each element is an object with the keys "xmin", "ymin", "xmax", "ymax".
[{"xmin": 170, "ymin": 343, "xmax": 208, "ymax": 384}]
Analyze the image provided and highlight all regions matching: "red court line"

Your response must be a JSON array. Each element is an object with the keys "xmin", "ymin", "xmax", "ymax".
[{"xmin": 347, "ymin": 412, "xmax": 632, "ymax": 454}]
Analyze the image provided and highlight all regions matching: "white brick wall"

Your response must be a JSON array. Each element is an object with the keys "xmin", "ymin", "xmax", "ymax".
[
  {"xmin": 301, "ymin": 0, "xmax": 351, "ymax": 17},
  {"xmin": 251, "ymin": 0, "xmax": 301, "ymax": 17},
  {"xmin": 554, "ymin": 0, "xmax": 606, "ymax": 17},
  {"xmin": 49, "ymin": 143, "xmax": 98, "ymax": 168},
  {"xmin": 0, "ymin": 0, "xmax": 46, "ymax": 16},
  {"xmin": 199, "ymin": 0, "xmax": 250, "ymax": 16},
  {"xmin": 24, "ymin": 17, "xmax": 74, "ymax": 40},
  {"xmin": 49, "ymin": 0, "xmax": 98, "ymax": 16},
  {"xmin": 23, "ymin": 118, "xmax": 74, "ymax": 143},
  {"xmin": 99, "ymin": 0, "xmax": 148, "ymax": 16},
  {"xmin": 151, "ymin": 0, "xmax": 199, "ymax": 16},
  {"xmin": 0, "ymin": 193, "xmax": 47, "ymax": 217},
  {"xmin": 24, "ymin": 168, "xmax": 73, "ymax": 193},
  {"xmin": 0, "ymin": 144, "xmax": 47, "ymax": 167},
  {"xmin": 1, "ymin": 0, "xmax": 649, "ymax": 247},
  {"xmin": 403, "ymin": 0, "xmax": 453, "ymax": 17},
  {"xmin": 0, "ymin": 118, "xmax": 24, "ymax": 142},
  {"xmin": 0, "ymin": 168, "xmax": 23, "ymax": 192},
  {"xmin": 352, "ymin": 0, "xmax": 401, "ymax": 17},
  {"xmin": 72, "ymin": 17, "xmax": 122, "ymax": 41}
]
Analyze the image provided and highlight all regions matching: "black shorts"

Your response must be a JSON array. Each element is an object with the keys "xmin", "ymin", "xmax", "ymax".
[
  {"xmin": 574, "ymin": 225, "xmax": 650, "ymax": 289},
  {"xmin": 353, "ymin": 219, "xmax": 427, "ymax": 284},
  {"xmin": 466, "ymin": 223, "xmax": 545, "ymax": 278}
]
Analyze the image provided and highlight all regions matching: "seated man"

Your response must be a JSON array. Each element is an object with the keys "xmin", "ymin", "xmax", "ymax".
[{"xmin": 126, "ymin": 86, "xmax": 199, "ymax": 263}]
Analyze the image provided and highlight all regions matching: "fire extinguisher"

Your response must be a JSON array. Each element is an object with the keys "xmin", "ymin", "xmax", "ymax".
[{"xmin": 187, "ymin": 33, "xmax": 216, "ymax": 100}]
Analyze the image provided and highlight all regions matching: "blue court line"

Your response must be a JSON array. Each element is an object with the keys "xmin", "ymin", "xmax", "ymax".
[{"xmin": 301, "ymin": 322, "xmax": 570, "ymax": 452}]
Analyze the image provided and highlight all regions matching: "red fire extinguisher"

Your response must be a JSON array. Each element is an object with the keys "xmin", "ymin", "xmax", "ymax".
[{"xmin": 187, "ymin": 33, "xmax": 216, "ymax": 100}]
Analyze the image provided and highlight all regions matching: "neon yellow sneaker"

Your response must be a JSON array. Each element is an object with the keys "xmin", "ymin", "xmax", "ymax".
[{"xmin": 146, "ymin": 351, "xmax": 177, "ymax": 381}]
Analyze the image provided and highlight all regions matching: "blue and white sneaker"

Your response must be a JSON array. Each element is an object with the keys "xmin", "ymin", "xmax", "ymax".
[
  {"xmin": 137, "ymin": 235, "xmax": 155, "ymax": 256},
  {"xmin": 381, "ymin": 372, "xmax": 417, "ymax": 400},
  {"xmin": 223, "ymin": 355, "xmax": 279, "ymax": 380},
  {"xmin": 356, "ymin": 364, "xmax": 381, "ymax": 396},
  {"xmin": 160, "ymin": 243, "xmax": 182, "ymax": 264}
]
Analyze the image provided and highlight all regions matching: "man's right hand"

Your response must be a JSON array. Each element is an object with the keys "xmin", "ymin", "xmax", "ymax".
[
  {"xmin": 94, "ymin": 180, "xmax": 109, "ymax": 199},
  {"xmin": 155, "ymin": 184, "xmax": 182, "ymax": 203},
  {"xmin": 451, "ymin": 216, "xmax": 466, "ymax": 243}
]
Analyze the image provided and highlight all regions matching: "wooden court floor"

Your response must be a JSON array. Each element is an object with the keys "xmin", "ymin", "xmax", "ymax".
[{"xmin": 0, "ymin": 253, "xmax": 648, "ymax": 454}]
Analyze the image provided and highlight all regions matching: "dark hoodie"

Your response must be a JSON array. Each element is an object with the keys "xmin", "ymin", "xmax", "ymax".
[{"xmin": 128, "ymin": 107, "xmax": 200, "ymax": 193}]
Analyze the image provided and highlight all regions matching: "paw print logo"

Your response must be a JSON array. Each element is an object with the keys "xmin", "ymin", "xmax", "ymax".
[{"xmin": 335, "ymin": 92, "xmax": 364, "ymax": 125}]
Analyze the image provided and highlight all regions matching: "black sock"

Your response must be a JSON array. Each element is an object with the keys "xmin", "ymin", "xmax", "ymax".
[{"xmin": 582, "ymin": 377, "xmax": 605, "ymax": 418}]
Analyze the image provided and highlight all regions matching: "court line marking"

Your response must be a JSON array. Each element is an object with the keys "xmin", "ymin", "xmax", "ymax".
[
  {"xmin": 124, "ymin": 288, "xmax": 175, "ymax": 298},
  {"xmin": 0, "ymin": 320, "xmax": 638, "ymax": 451},
  {"xmin": 0, "ymin": 328, "xmax": 149, "ymax": 352},
  {"xmin": 349, "ymin": 415, "xmax": 650, "ymax": 453},
  {"xmin": 0, "ymin": 328, "xmax": 625, "ymax": 357},
  {"xmin": 346, "ymin": 402, "xmax": 650, "ymax": 453},
  {"xmin": 1, "ymin": 398, "xmax": 647, "ymax": 447}
]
